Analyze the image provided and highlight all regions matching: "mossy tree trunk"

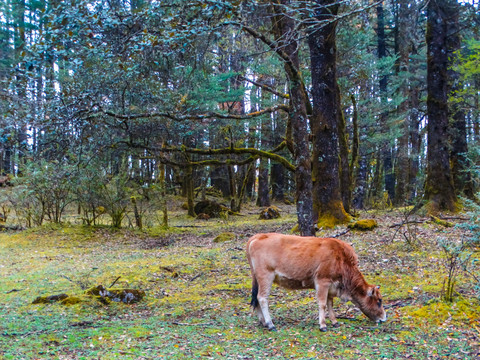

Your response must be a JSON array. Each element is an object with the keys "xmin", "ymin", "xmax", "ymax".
[
  {"xmin": 424, "ymin": 0, "xmax": 457, "ymax": 213},
  {"xmin": 308, "ymin": 0, "xmax": 350, "ymax": 227},
  {"xmin": 272, "ymin": 0, "xmax": 314, "ymax": 235}
]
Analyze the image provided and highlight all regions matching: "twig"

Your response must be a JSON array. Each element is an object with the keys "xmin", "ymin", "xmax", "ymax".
[
  {"xmin": 438, "ymin": 216, "xmax": 469, "ymax": 221},
  {"xmin": 172, "ymin": 321, "xmax": 213, "ymax": 326},
  {"xmin": 388, "ymin": 220, "xmax": 425, "ymax": 228},
  {"xmin": 109, "ymin": 276, "xmax": 121, "ymax": 288},
  {"xmin": 6, "ymin": 289, "xmax": 23, "ymax": 294},
  {"xmin": 189, "ymin": 273, "xmax": 203, "ymax": 282},
  {"xmin": 332, "ymin": 228, "xmax": 351, "ymax": 238},
  {"xmin": 60, "ymin": 274, "xmax": 76, "ymax": 284},
  {"xmin": 335, "ymin": 316, "xmax": 358, "ymax": 320},
  {"xmin": 172, "ymin": 225, "xmax": 207, "ymax": 228}
]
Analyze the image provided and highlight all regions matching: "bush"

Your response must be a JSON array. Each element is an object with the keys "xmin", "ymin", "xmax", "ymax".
[
  {"xmin": 12, "ymin": 161, "xmax": 75, "ymax": 225},
  {"xmin": 72, "ymin": 163, "xmax": 106, "ymax": 226}
]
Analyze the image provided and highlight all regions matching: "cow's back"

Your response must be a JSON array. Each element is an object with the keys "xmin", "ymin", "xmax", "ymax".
[{"xmin": 247, "ymin": 233, "xmax": 358, "ymax": 281}]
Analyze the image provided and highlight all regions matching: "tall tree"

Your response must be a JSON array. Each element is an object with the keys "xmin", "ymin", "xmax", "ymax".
[
  {"xmin": 393, "ymin": 0, "xmax": 413, "ymax": 205},
  {"xmin": 308, "ymin": 0, "xmax": 350, "ymax": 226},
  {"xmin": 425, "ymin": 0, "xmax": 457, "ymax": 213},
  {"xmin": 271, "ymin": 0, "xmax": 314, "ymax": 235},
  {"xmin": 377, "ymin": 1, "xmax": 395, "ymax": 203},
  {"xmin": 448, "ymin": 1, "xmax": 475, "ymax": 199}
]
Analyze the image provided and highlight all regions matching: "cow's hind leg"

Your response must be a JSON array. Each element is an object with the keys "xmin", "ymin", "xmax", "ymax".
[
  {"xmin": 256, "ymin": 273, "xmax": 276, "ymax": 331},
  {"xmin": 315, "ymin": 279, "xmax": 332, "ymax": 332},
  {"xmin": 251, "ymin": 277, "xmax": 266, "ymax": 327},
  {"xmin": 327, "ymin": 295, "xmax": 339, "ymax": 327}
]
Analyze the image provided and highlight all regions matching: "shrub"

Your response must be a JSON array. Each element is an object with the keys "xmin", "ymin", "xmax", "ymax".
[{"xmin": 11, "ymin": 161, "xmax": 75, "ymax": 225}]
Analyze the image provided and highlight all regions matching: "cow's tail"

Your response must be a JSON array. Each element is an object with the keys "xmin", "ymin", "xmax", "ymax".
[{"xmin": 250, "ymin": 276, "xmax": 259, "ymax": 309}]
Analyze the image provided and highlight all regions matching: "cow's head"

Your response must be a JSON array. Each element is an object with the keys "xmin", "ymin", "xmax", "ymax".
[{"xmin": 362, "ymin": 285, "xmax": 387, "ymax": 323}]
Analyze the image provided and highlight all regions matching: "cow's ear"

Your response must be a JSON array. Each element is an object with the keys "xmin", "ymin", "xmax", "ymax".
[
  {"xmin": 367, "ymin": 287, "xmax": 374, "ymax": 297},
  {"xmin": 376, "ymin": 285, "xmax": 380, "ymax": 289}
]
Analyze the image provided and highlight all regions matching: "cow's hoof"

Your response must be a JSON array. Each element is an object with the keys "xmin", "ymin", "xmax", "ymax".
[
  {"xmin": 320, "ymin": 327, "xmax": 327, "ymax": 332},
  {"xmin": 268, "ymin": 326, "xmax": 277, "ymax": 332},
  {"xmin": 332, "ymin": 323, "xmax": 340, "ymax": 328}
]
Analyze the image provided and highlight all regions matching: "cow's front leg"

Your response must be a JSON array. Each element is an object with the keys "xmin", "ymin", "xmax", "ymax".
[
  {"xmin": 327, "ymin": 295, "xmax": 339, "ymax": 327},
  {"xmin": 257, "ymin": 274, "xmax": 276, "ymax": 331},
  {"xmin": 315, "ymin": 279, "xmax": 331, "ymax": 332}
]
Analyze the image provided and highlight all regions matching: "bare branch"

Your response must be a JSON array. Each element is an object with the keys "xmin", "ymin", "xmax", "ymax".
[{"xmin": 239, "ymin": 76, "xmax": 289, "ymax": 99}]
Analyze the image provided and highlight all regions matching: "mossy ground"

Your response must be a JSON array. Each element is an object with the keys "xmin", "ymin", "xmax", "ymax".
[{"xmin": 0, "ymin": 205, "xmax": 478, "ymax": 359}]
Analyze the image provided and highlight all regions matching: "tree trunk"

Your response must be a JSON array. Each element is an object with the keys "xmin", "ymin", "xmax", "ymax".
[
  {"xmin": 245, "ymin": 125, "xmax": 256, "ymax": 199},
  {"xmin": 185, "ymin": 164, "xmax": 195, "ymax": 217},
  {"xmin": 308, "ymin": 0, "xmax": 350, "ymax": 227},
  {"xmin": 337, "ymin": 86, "xmax": 351, "ymax": 214},
  {"xmin": 350, "ymin": 93, "xmax": 367, "ymax": 210},
  {"xmin": 377, "ymin": 2, "xmax": 395, "ymax": 203},
  {"xmin": 447, "ymin": 1, "xmax": 474, "ymax": 199},
  {"xmin": 256, "ymin": 161, "xmax": 270, "ymax": 207},
  {"xmin": 271, "ymin": 163, "xmax": 285, "ymax": 202},
  {"xmin": 272, "ymin": 0, "xmax": 314, "ymax": 235},
  {"xmin": 256, "ymin": 78, "xmax": 271, "ymax": 207},
  {"xmin": 14, "ymin": 0, "xmax": 27, "ymax": 174},
  {"xmin": 271, "ymin": 98, "xmax": 286, "ymax": 202},
  {"xmin": 424, "ymin": 0, "xmax": 457, "ymax": 213},
  {"xmin": 210, "ymin": 164, "xmax": 231, "ymax": 197},
  {"xmin": 159, "ymin": 161, "xmax": 168, "ymax": 227},
  {"xmin": 408, "ymin": 86, "xmax": 421, "ymax": 202},
  {"xmin": 394, "ymin": 0, "xmax": 412, "ymax": 206}
]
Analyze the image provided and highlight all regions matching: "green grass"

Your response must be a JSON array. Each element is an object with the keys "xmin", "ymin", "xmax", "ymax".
[{"xmin": 0, "ymin": 210, "xmax": 479, "ymax": 359}]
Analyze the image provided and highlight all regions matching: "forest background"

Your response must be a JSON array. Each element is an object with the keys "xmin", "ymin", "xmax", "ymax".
[
  {"xmin": 1, "ymin": 1, "xmax": 480, "ymax": 359},
  {"xmin": 0, "ymin": 0, "xmax": 479, "ymax": 233}
]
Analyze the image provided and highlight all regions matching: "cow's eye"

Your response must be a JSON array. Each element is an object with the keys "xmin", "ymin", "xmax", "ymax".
[{"xmin": 378, "ymin": 299, "xmax": 382, "ymax": 307}]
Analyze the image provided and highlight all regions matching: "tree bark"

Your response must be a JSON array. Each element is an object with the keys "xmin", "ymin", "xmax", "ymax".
[
  {"xmin": 377, "ymin": 1, "xmax": 395, "ymax": 203},
  {"xmin": 308, "ymin": 0, "xmax": 350, "ymax": 227},
  {"xmin": 257, "ymin": 77, "xmax": 271, "ymax": 207},
  {"xmin": 271, "ymin": 92, "xmax": 286, "ymax": 202},
  {"xmin": 394, "ymin": 0, "xmax": 412, "ymax": 206},
  {"xmin": 425, "ymin": 0, "xmax": 457, "ymax": 213},
  {"xmin": 337, "ymin": 86, "xmax": 351, "ymax": 213},
  {"xmin": 447, "ymin": 1, "xmax": 475, "ymax": 199},
  {"xmin": 272, "ymin": 0, "xmax": 314, "ymax": 235}
]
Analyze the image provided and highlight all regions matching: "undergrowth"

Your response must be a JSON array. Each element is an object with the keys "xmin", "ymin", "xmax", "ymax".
[{"xmin": 0, "ymin": 209, "xmax": 478, "ymax": 359}]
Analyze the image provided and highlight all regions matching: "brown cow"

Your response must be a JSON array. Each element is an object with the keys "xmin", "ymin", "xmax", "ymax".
[{"xmin": 246, "ymin": 233, "xmax": 386, "ymax": 331}]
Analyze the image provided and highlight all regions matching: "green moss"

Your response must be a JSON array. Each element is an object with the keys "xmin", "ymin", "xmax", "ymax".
[
  {"xmin": 290, "ymin": 224, "xmax": 300, "ymax": 233},
  {"xmin": 317, "ymin": 214, "xmax": 339, "ymax": 229},
  {"xmin": 259, "ymin": 206, "xmax": 281, "ymax": 220},
  {"xmin": 213, "ymin": 232, "xmax": 236, "ymax": 243},
  {"xmin": 429, "ymin": 216, "xmax": 454, "ymax": 227},
  {"xmin": 84, "ymin": 285, "xmax": 145, "ymax": 304},
  {"xmin": 316, "ymin": 201, "xmax": 351, "ymax": 229},
  {"xmin": 85, "ymin": 285, "xmax": 105, "ymax": 296},
  {"xmin": 32, "ymin": 294, "xmax": 69, "ymax": 304},
  {"xmin": 348, "ymin": 219, "xmax": 378, "ymax": 231},
  {"xmin": 60, "ymin": 296, "xmax": 86, "ymax": 305},
  {"xmin": 406, "ymin": 299, "xmax": 480, "ymax": 325}
]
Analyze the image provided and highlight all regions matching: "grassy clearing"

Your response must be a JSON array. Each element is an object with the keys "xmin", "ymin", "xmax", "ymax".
[{"xmin": 0, "ymin": 207, "xmax": 479, "ymax": 359}]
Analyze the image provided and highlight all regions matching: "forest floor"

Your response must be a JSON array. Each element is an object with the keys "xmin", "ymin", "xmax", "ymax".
[{"xmin": 0, "ymin": 202, "xmax": 479, "ymax": 359}]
